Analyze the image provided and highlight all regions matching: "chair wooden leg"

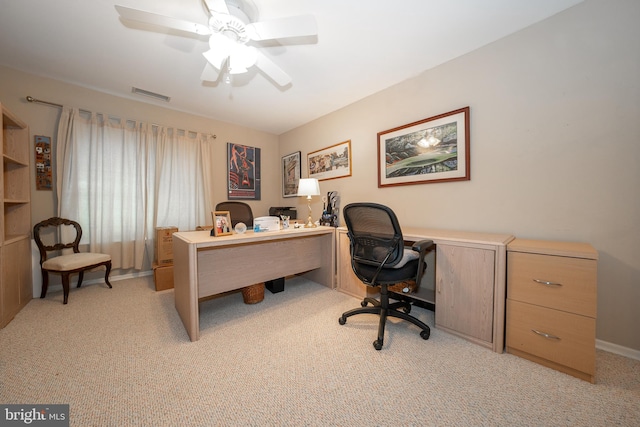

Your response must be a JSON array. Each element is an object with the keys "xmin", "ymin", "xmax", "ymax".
[
  {"xmin": 77, "ymin": 271, "xmax": 84, "ymax": 288},
  {"xmin": 61, "ymin": 273, "xmax": 71, "ymax": 304},
  {"xmin": 104, "ymin": 261, "xmax": 112, "ymax": 288},
  {"xmin": 40, "ymin": 270, "xmax": 49, "ymax": 298}
]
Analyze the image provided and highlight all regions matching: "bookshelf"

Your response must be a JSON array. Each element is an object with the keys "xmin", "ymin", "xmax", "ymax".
[{"xmin": 1, "ymin": 102, "xmax": 32, "ymax": 328}]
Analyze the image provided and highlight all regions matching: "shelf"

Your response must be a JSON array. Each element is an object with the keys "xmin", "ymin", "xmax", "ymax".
[
  {"xmin": 3, "ymin": 154, "xmax": 29, "ymax": 167},
  {"xmin": 3, "ymin": 234, "xmax": 30, "ymax": 245},
  {"xmin": 1, "ymin": 102, "xmax": 32, "ymax": 329}
]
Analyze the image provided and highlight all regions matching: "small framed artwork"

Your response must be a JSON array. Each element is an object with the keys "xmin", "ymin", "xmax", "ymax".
[
  {"xmin": 35, "ymin": 135, "xmax": 52, "ymax": 191},
  {"xmin": 212, "ymin": 211, "xmax": 233, "ymax": 236},
  {"xmin": 377, "ymin": 107, "xmax": 470, "ymax": 187},
  {"xmin": 282, "ymin": 151, "xmax": 301, "ymax": 197},
  {"xmin": 307, "ymin": 140, "xmax": 352, "ymax": 181}
]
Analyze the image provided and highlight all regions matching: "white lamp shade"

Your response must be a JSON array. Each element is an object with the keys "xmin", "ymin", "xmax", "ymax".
[{"xmin": 297, "ymin": 178, "xmax": 320, "ymax": 197}]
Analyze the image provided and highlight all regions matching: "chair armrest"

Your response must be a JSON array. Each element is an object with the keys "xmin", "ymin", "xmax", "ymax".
[{"xmin": 411, "ymin": 239, "xmax": 434, "ymax": 255}]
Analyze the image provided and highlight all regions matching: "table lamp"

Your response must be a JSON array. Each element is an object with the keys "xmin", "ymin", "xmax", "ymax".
[{"xmin": 297, "ymin": 178, "xmax": 320, "ymax": 228}]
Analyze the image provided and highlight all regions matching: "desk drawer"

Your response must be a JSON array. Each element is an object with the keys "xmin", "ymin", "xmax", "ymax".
[
  {"xmin": 508, "ymin": 252, "xmax": 596, "ymax": 317},
  {"xmin": 506, "ymin": 300, "xmax": 595, "ymax": 376}
]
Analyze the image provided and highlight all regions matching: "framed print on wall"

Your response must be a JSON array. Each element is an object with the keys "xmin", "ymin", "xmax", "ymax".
[
  {"xmin": 307, "ymin": 140, "xmax": 352, "ymax": 181},
  {"xmin": 377, "ymin": 107, "xmax": 470, "ymax": 187},
  {"xmin": 212, "ymin": 211, "xmax": 233, "ymax": 236},
  {"xmin": 282, "ymin": 151, "xmax": 301, "ymax": 198},
  {"xmin": 228, "ymin": 143, "xmax": 261, "ymax": 200}
]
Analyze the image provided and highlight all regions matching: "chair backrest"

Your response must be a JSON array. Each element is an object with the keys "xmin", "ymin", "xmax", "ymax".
[
  {"xmin": 215, "ymin": 201, "xmax": 254, "ymax": 227},
  {"xmin": 343, "ymin": 203, "xmax": 405, "ymax": 268},
  {"xmin": 33, "ymin": 217, "xmax": 83, "ymax": 263}
]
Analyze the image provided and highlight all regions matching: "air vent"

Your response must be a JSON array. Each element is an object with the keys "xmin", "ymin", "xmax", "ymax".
[{"xmin": 131, "ymin": 87, "xmax": 171, "ymax": 102}]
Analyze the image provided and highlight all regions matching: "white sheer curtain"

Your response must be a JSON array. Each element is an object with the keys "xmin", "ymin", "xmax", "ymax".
[{"xmin": 56, "ymin": 108, "xmax": 214, "ymax": 270}]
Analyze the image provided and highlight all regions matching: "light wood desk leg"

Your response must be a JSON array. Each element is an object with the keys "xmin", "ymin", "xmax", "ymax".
[
  {"xmin": 300, "ymin": 233, "xmax": 335, "ymax": 289},
  {"xmin": 173, "ymin": 237, "xmax": 200, "ymax": 341}
]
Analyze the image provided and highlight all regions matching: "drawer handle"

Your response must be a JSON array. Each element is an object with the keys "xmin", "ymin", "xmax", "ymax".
[
  {"xmin": 531, "ymin": 329, "xmax": 561, "ymax": 340},
  {"xmin": 533, "ymin": 279, "xmax": 563, "ymax": 287}
]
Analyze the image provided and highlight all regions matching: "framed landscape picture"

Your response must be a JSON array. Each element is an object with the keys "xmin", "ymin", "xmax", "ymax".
[
  {"xmin": 377, "ymin": 107, "xmax": 470, "ymax": 187},
  {"xmin": 307, "ymin": 140, "xmax": 352, "ymax": 181}
]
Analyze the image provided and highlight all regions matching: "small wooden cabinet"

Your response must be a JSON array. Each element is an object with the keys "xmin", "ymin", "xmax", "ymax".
[
  {"xmin": 336, "ymin": 227, "xmax": 513, "ymax": 353},
  {"xmin": 1, "ymin": 103, "xmax": 33, "ymax": 328},
  {"xmin": 506, "ymin": 239, "xmax": 598, "ymax": 382}
]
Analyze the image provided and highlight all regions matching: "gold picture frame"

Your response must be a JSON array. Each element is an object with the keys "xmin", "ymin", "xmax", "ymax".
[
  {"xmin": 307, "ymin": 140, "xmax": 352, "ymax": 181},
  {"xmin": 212, "ymin": 211, "xmax": 232, "ymax": 236}
]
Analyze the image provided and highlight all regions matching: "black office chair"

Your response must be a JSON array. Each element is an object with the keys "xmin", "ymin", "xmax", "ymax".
[
  {"xmin": 339, "ymin": 203, "xmax": 435, "ymax": 350},
  {"xmin": 215, "ymin": 201, "xmax": 253, "ymax": 228}
]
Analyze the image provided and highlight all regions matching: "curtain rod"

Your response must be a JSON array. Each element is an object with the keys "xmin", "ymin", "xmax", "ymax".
[{"xmin": 25, "ymin": 95, "xmax": 217, "ymax": 139}]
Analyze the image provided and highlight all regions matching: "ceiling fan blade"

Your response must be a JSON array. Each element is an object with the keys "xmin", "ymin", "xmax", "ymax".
[
  {"xmin": 201, "ymin": 63, "xmax": 221, "ymax": 82},
  {"xmin": 246, "ymin": 15, "xmax": 317, "ymax": 41},
  {"xmin": 203, "ymin": 0, "xmax": 229, "ymax": 15},
  {"xmin": 254, "ymin": 51, "xmax": 291, "ymax": 87},
  {"xmin": 115, "ymin": 5, "xmax": 210, "ymax": 35}
]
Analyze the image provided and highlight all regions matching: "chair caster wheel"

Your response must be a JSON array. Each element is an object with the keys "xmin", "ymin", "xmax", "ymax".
[
  {"xmin": 360, "ymin": 300, "xmax": 368, "ymax": 307},
  {"xmin": 420, "ymin": 329, "xmax": 430, "ymax": 340},
  {"xmin": 373, "ymin": 340, "xmax": 383, "ymax": 350},
  {"xmin": 338, "ymin": 316, "xmax": 346, "ymax": 325}
]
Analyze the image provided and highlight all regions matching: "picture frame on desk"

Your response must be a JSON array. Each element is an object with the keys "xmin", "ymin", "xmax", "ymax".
[
  {"xmin": 307, "ymin": 140, "xmax": 352, "ymax": 181},
  {"xmin": 212, "ymin": 211, "xmax": 232, "ymax": 236},
  {"xmin": 377, "ymin": 107, "xmax": 470, "ymax": 187},
  {"xmin": 282, "ymin": 151, "xmax": 301, "ymax": 198}
]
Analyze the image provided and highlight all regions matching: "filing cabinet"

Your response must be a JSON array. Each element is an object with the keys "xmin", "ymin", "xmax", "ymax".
[{"xmin": 506, "ymin": 239, "xmax": 598, "ymax": 382}]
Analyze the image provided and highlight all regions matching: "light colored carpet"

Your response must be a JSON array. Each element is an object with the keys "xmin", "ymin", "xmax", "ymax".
[{"xmin": 1, "ymin": 276, "xmax": 638, "ymax": 426}]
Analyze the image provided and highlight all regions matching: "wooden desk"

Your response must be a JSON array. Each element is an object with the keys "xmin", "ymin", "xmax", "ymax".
[
  {"xmin": 173, "ymin": 227, "xmax": 336, "ymax": 341},
  {"xmin": 336, "ymin": 227, "xmax": 514, "ymax": 353}
]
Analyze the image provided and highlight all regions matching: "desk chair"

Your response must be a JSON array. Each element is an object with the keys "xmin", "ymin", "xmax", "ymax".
[
  {"xmin": 215, "ymin": 201, "xmax": 253, "ymax": 228},
  {"xmin": 339, "ymin": 203, "xmax": 434, "ymax": 350},
  {"xmin": 33, "ymin": 217, "xmax": 112, "ymax": 304}
]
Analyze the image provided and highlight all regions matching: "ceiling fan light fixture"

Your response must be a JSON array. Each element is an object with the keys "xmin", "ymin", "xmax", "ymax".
[
  {"xmin": 228, "ymin": 45, "xmax": 257, "ymax": 74},
  {"xmin": 209, "ymin": 14, "xmax": 249, "ymax": 43},
  {"xmin": 116, "ymin": 0, "xmax": 317, "ymax": 87}
]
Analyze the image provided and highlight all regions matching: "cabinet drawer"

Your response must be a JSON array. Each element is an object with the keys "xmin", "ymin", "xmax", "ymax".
[
  {"xmin": 508, "ymin": 252, "xmax": 596, "ymax": 317},
  {"xmin": 506, "ymin": 300, "xmax": 595, "ymax": 376}
]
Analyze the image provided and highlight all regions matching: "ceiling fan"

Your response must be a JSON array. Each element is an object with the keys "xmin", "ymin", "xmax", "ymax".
[{"xmin": 115, "ymin": 0, "xmax": 317, "ymax": 87}]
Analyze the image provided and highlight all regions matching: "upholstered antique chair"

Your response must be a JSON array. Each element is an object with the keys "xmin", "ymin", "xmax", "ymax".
[
  {"xmin": 339, "ymin": 203, "xmax": 435, "ymax": 350},
  {"xmin": 33, "ymin": 217, "xmax": 112, "ymax": 304}
]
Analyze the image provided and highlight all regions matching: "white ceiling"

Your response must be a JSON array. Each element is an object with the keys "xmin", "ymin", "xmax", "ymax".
[{"xmin": 0, "ymin": 0, "xmax": 582, "ymax": 135}]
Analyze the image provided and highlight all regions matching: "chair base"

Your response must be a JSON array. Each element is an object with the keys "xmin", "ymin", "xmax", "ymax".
[
  {"xmin": 40, "ymin": 261, "xmax": 112, "ymax": 304},
  {"xmin": 339, "ymin": 284, "xmax": 430, "ymax": 350}
]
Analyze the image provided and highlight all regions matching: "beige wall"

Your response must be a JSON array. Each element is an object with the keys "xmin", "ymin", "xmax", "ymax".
[
  {"xmin": 279, "ymin": 0, "xmax": 640, "ymax": 352},
  {"xmin": 0, "ymin": 66, "xmax": 280, "ymax": 222},
  {"xmin": 0, "ymin": 65, "xmax": 279, "ymax": 275}
]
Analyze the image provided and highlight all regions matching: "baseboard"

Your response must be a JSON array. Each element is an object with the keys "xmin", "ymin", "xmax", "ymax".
[
  {"xmin": 596, "ymin": 339, "xmax": 640, "ymax": 361},
  {"xmin": 37, "ymin": 269, "xmax": 153, "ymax": 295}
]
